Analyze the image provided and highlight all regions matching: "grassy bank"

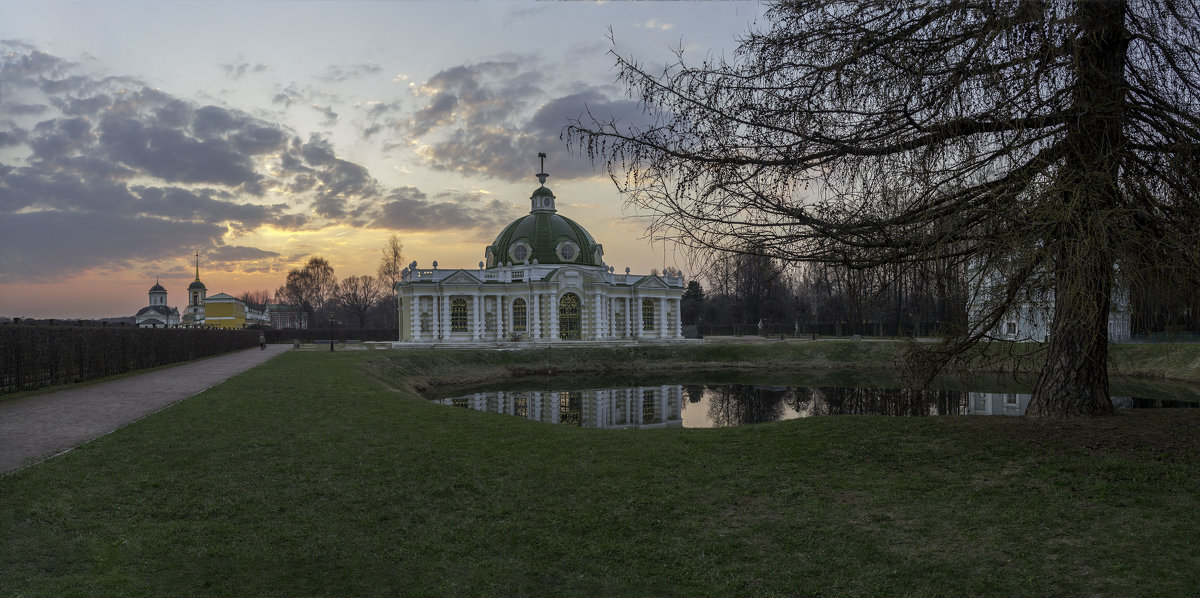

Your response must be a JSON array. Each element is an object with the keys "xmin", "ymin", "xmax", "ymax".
[
  {"xmin": 362, "ymin": 340, "xmax": 1200, "ymax": 399},
  {"xmin": 2, "ymin": 345, "xmax": 1199, "ymax": 597}
]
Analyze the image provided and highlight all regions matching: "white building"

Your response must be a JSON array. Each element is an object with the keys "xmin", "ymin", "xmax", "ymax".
[
  {"xmin": 434, "ymin": 386, "xmax": 684, "ymax": 429},
  {"xmin": 969, "ymin": 265, "xmax": 1131, "ymax": 342},
  {"xmin": 394, "ymin": 162, "xmax": 685, "ymax": 345},
  {"xmin": 134, "ymin": 279, "xmax": 181, "ymax": 328}
]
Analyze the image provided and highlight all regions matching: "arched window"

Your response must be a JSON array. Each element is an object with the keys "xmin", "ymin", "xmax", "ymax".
[
  {"xmin": 643, "ymin": 388, "xmax": 657, "ymax": 423},
  {"xmin": 642, "ymin": 298, "xmax": 655, "ymax": 331},
  {"xmin": 559, "ymin": 293, "xmax": 581, "ymax": 340},
  {"xmin": 451, "ymin": 297, "xmax": 468, "ymax": 332},
  {"xmin": 512, "ymin": 298, "xmax": 527, "ymax": 331}
]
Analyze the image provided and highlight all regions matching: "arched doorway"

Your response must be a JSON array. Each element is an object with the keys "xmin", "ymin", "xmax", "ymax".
[{"xmin": 559, "ymin": 292, "xmax": 582, "ymax": 340}]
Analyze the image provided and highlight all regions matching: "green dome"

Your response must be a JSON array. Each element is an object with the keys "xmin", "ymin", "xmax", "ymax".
[
  {"xmin": 486, "ymin": 184, "xmax": 604, "ymax": 269},
  {"xmin": 188, "ymin": 279, "xmax": 206, "ymax": 291}
]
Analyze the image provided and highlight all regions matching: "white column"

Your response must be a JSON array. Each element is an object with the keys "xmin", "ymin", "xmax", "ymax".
[
  {"xmin": 604, "ymin": 297, "xmax": 612, "ymax": 338},
  {"xmin": 593, "ymin": 293, "xmax": 603, "ymax": 340},
  {"xmin": 658, "ymin": 297, "xmax": 667, "ymax": 339},
  {"xmin": 472, "ymin": 293, "xmax": 481, "ymax": 341},
  {"xmin": 498, "ymin": 295, "xmax": 506, "ymax": 340},
  {"xmin": 531, "ymin": 293, "xmax": 540, "ymax": 339},
  {"xmin": 410, "ymin": 293, "xmax": 420, "ymax": 341},
  {"xmin": 659, "ymin": 385, "xmax": 669, "ymax": 423},
  {"xmin": 625, "ymin": 297, "xmax": 632, "ymax": 338},
  {"xmin": 674, "ymin": 297, "xmax": 683, "ymax": 338},
  {"xmin": 440, "ymin": 294, "xmax": 449, "ymax": 340},
  {"xmin": 549, "ymin": 292, "xmax": 559, "ymax": 340}
]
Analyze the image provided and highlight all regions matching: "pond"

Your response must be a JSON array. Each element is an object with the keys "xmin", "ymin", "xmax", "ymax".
[{"xmin": 433, "ymin": 383, "xmax": 1200, "ymax": 429}]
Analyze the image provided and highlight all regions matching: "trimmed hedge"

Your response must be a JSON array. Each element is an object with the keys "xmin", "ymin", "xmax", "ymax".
[{"xmin": 0, "ymin": 326, "xmax": 259, "ymax": 394}]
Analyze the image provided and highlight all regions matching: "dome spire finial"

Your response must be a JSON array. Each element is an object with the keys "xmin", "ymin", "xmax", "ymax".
[
  {"xmin": 536, "ymin": 152, "xmax": 548, "ymax": 186},
  {"xmin": 194, "ymin": 251, "xmax": 200, "ymax": 281}
]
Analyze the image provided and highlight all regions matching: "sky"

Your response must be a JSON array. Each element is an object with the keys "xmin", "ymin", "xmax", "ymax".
[{"xmin": 0, "ymin": 0, "xmax": 766, "ymax": 319}]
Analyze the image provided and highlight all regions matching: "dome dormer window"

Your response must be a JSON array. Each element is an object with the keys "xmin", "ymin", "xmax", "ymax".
[
  {"xmin": 556, "ymin": 240, "xmax": 579, "ymax": 262},
  {"xmin": 510, "ymin": 240, "xmax": 532, "ymax": 264}
]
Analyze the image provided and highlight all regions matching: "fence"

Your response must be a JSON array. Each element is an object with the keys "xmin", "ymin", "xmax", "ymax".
[
  {"xmin": 261, "ymin": 328, "xmax": 396, "ymax": 343},
  {"xmin": 0, "ymin": 325, "xmax": 259, "ymax": 394}
]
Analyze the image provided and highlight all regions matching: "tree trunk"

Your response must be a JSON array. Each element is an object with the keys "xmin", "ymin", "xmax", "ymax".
[
  {"xmin": 1027, "ymin": 0, "xmax": 1127, "ymax": 418},
  {"xmin": 1026, "ymin": 248, "xmax": 1116, "ymax": 417}
]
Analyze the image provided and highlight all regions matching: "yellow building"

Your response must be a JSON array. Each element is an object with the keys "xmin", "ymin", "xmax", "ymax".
[{"xmin": 203, "ymin": 293, "xmax": 247, "ymax": 329}]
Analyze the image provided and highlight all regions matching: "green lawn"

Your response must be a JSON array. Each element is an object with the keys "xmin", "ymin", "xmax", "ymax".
[{"xmin": 2, "ymin": 347, "xmax": 1198, "ymax": 597}]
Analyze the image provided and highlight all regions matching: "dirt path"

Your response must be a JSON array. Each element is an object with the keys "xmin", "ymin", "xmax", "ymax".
[{"xmin": 0, "ymin": 344, "xmax": 289, "ymax": 475}]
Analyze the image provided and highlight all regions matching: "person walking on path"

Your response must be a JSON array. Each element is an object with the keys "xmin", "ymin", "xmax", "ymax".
[
  {"xmin": 0, "ymin": 344, "xmax": 289, "ymax": 475},
  {"xmin": 259, "ymin": 332, "xmax": 266, "ymax": 350}
]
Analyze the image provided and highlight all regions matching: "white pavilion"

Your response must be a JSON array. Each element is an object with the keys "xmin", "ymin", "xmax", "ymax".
[{"xmin": 394, "ymin": 158, "xmax": 685, "ymax": 345}]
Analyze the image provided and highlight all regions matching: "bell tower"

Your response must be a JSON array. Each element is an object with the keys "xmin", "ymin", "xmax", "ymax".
[{"xmin": 187, "ymin": 252, "xmax": 207, "ymax": 323}]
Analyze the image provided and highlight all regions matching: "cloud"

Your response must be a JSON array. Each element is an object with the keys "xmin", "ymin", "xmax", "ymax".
[
  {"xmin": 638, "ymin": 19, "xmax": 675, "ymax": 31},
  {"xmin": 0, "ymin": 210, "xmax": 225, "ymax": 283},
  {"xmin": 97, "ymin": 115, "xmax": 263, "ymax": 187},
  {"xmin": 413, "ymin": 86, "xmax": 645, "ymax": 181},
  {"xmin": 0, "ymin": 43, "xmax": 392, "ymax": 282},
  {"xmin": 370, "ymin": 186, "xmax": 521, "ymax": 233},
  {"xmin": 392, "ymin": 57, "xmax": 654, "ymax": 182},
  {"xmin": 316, "ymin": 63, "xmax": 382, "ymax": 83},
  {"xmin": 312, "ymin": 103, "xmax": 338, "ymax": 124},
  {"xmin": 208, "ymin": 244, "xmax": 281, "ymax": 261},
  {"xmin": 220, "ymin": 59, "xmax": 268, "ymax": 79},
  {"xmin": 408, "ymin": 61, "xmax": 539, "ymax": 137}
]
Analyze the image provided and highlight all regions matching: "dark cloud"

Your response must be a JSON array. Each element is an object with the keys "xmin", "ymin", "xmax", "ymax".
[
  {"xmin": 29, "ymin": 116, "xmax": 94, "ymax": 160},
  {"xmin": 370, "ymin": 186, "xmax": 521, "ymax": 232},
  {"xmin": 418, "ymin": 89, "xmax": 643, "ymax": 181},
  {"xmin": 404, "ymin": 59, "xmax": 645, "ymax": 181},
  {"xmin": 57, "ymin": 94, "xmax": 112, "ymax": 116},
  {"xmin": 208, "ymin": 245, "xmax": 280, "ymax": 261},
  {"xmin": 317, "ymin": 63, "xmax": 382, "ymax": 83},
  {"xmin": 1, "ymin": 47, "xmax": 72, "ymax": 80},
  {"xmin": 0, "ymin": 43, "xmax": 389, "ymax": 283},
  {"xmin": 221, "ymin": 60, "xmax": 268, "ymax": 80},
  {"xmin": 408, "ymin": 61, "xmax": 538, "ymax": 137},
  {"xmin": 193, "ymin": 105, "xmax": 240, "ymax": 137},
  {"xmin": 356, "ymin": 100, "xmax": 403, "ymax": 140},
  {"xmin": 0, "ymin": 126, "xmax": 29, "ymax": 146},
  {"xmin": 0, "ymin": 210, "xmax": 225, "ymax": 283},
  {"xmin": 271, "ymin": 91, "xmax": 296, "ymax": 107},
  {"xmin": 98, "ymin": 116, "xmax": 262, "ymax": 187},
  {"xmin": 363, "ymin": 100, "xmax": 402, "ymax": 119},
  {"xmin": 312, "ymin": 104, "xmax": 338, "ymax": 124},
  {"xmin": 1, "ymin": 103, "xmax": 50, "ymax": 116}
]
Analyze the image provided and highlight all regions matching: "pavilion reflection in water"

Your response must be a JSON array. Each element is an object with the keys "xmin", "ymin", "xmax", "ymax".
[{"xmin": 434, "ymin": 386, "xmax": 684, "ymax": 429}]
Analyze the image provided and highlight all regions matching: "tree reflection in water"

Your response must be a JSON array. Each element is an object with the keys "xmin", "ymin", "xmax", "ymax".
[
  {"xmin": 435, "ymin": 384, "xmax": 1192, "ymax": 428},
  {"xmin": 796, "ymin": 387, "xmax": 968, "ymax": 417},
  {"xmin": 705, "ymin": 385, "xmax": 789, "ymax": 427}
]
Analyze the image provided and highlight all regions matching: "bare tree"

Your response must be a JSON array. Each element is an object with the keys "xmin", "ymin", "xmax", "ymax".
[
  {"xmin": 569, "ymin": 0, "xmax": 1200, "ymax": 417},
  {"xmin": 376, "ymin": 234, "xmax": 405, "ymax": 328},
  {"xmin": 237, "ymin": 289, "xmax": 272, "ymax": 312},
  {"xmin": 336, "ymin": 274, "xmax": 384, "ymax": 328},
  {"xmin": 277, "ymin": 257, "xmax": 338, "ymax": 327}
]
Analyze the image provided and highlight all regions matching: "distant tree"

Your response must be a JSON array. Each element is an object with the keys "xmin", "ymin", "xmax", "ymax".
[
  {"xmin": 277, "ymin": 257, "xmax": 338, "ymax": 327},
  {"xmin": 570, "ymin": 0, "xmax": 1200, "ymax": 417},
  {"xmin": 335, "ymin": 275, "xmax": 385, "ymax": 329},
  {"xmin": 681, "ymin": 280, "xmax": 705, "ymax": 325},
  {"xmin": 376, "ymin": 234, "xmax": 405, "ymax": 328},
  {"xmin": 237, "ymin": 289, "xmax": 271, "ymax": 312}
]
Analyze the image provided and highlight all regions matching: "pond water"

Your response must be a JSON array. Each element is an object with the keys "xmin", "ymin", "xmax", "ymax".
[{"xmin": 433, "ymin": 384, "xmax": 1200, "ymax": 429}]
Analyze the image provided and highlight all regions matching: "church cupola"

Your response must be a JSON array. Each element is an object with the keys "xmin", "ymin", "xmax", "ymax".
[
  {"xmin": 148, "ymin": 277, "xmax": 168, "ymax": 306},
  {"xmin": 484, "ymin": 152, "xmax": 603, "ymax": 269},
  {"xmin": 530, "ymin": 151, "xmax": 556, "ymax": 213}
]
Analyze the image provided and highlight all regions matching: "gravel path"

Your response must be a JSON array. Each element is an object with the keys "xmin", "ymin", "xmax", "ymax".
[{"xmin": 0, "ymin": 344, "xmax": 289, "ymax": 475}]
